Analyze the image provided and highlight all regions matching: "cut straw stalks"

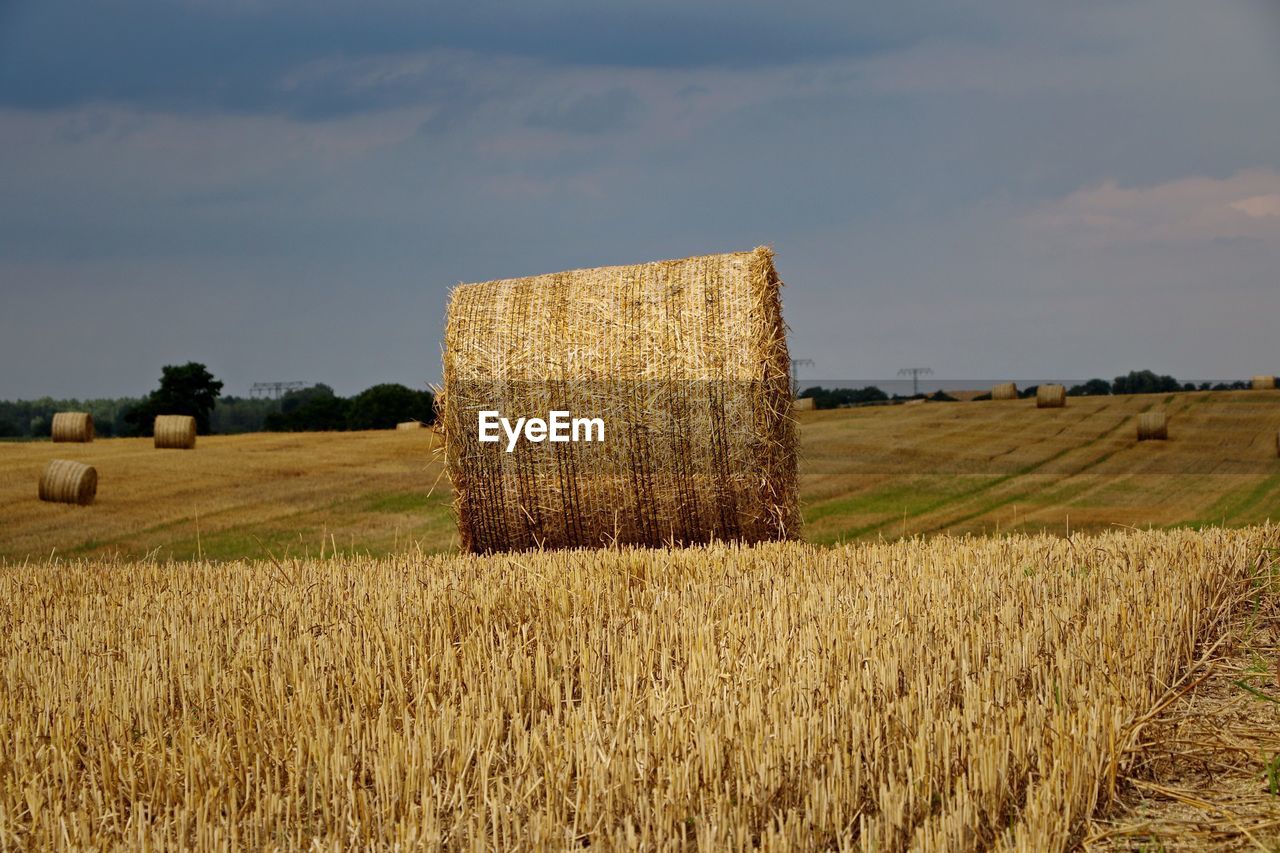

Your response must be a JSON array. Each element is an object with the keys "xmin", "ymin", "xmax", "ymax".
[
  {"xmin": 442, "ymin": 247, "xmax": 798, "ymax": 553},
  {"xmin": 153, "ymin": 415, "xmax": 196, "ymax": 450},
  {"xmin": 38, "ymin": 459, "xmax": 97, "ymax": 505},
  {"xmin": 51, "ymin": 411, "xmax": 94, "ymax": 443},
  {"xmin": 1137, "ymin": 412, "xmax": 1168, "ymax": 441},
  {"xmin": 991, "ymin": 382, "xmax": 1019, "ymax": 401},
  {"xmin": 1036, "ymin": 384, "xmax": 1066, "ymax": 409}
]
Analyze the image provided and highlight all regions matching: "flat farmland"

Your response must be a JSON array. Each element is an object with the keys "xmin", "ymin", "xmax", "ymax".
[{"xmin": 1, "ymin": 390, "xmax": 1277, "ymax": 560}]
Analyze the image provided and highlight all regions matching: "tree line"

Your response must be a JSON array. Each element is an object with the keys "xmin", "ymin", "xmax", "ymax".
[
  {"xmin": 0, "ymin": 363, "xmax": 435, "ymax": 438},
  {"xmin": 799, "ymin": 370, "xmax": 1272, "ymax": 410}
]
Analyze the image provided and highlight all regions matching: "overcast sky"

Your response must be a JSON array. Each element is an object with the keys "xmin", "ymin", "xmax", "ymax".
[{"xmin": 1, "ymin": 0, "xmax": 1278, "ymax": 399}]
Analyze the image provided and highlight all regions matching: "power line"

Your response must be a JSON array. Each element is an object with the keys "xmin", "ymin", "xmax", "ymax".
[
  {"xmin": 791, "ymin": 358, "xmax": 815, "ymax": 398},
  {"xmin": 250, "ymin": 381, "xmax": 307, "ymax": 400},
  {"xmin": 897, "ymin": 367, "xmax": 933, "ymax": 397}
]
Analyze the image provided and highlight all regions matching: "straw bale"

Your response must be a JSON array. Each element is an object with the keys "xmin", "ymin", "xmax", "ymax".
[
  {"xmin": 396, "ymin": 421, "xmax": 426, "ymax": 430},
  {"xmin": 991, "ymin": 382, "xmax": 1018, "ymax": 401},
  {"xmin": 1251, "ymin": 375, "xmax": 1276, "ymax": 390},
  {"xmin": 442, "ymin": 247, "xmax": 798, "ymax": 553},
  {"xmin": 1036, "ymin": 384, "xmax": 1066, "ymax": 409},
  {"xmin": 39, "ymin": 459, "xmax": 97, "ymax": 505},
  {"xmin": 154, "ymin": 415, "xmax": 197, "ymax": 449},
  {"xmin": 1137, "ymin": 412, "xmax": 1168, "ymax": 441},
  {"xmin": 51, "ymin": 412, "xmax": 93, "ymax": 443},
  {"xmin": 792, "ymin": 397, "xmax": 816, "ymax": 412}
]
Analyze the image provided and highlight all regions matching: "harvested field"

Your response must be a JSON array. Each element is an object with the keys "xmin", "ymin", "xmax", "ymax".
[
  {"xmin": 1, "ymin": 390, "xmax": 1279, "ymax": 560},
  {"xmin": 0, "ymin": 527, "xmax": 1274, "ymax": 848}
]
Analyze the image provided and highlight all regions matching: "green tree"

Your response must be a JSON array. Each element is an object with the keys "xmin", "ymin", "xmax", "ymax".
[
  {"xmin": 125, "ymin": 362, "xmax": 224, "ymax": 435},
  {"xmin": 1067, "ymin": 378, "xmax": 1112, "ymax": 397},
  {"xmin": 347, "ymin": 383, "xmax": 435, "ymax": 430}
]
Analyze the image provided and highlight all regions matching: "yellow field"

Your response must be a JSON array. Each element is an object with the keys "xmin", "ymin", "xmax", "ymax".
[
  {"xmin": 0, "ymin": 390, "xmax": 1277, "ymax": 561},
  {"xmin": 1, "ymin": 528, "xmax": 1275, "ymax": 848}
]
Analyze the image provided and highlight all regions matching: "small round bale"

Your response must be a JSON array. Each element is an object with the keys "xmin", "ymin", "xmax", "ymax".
[
  {"xmin": 154, "ymin": 415, "xmax": 197, "ymax": 449},
  {"xmin": 396, "ymin": 420, "xmax": 426, "ymax": 430},
  {"xmin": 1137, "ymin": 412, "xmax": 1168, "ymax": 441},
  {"xmin": 51, "ymin": 412, "xmax": 94, "ymax": 443},
  {"xmin": 991, "ymin": 382, "xmax": 1018, "ymax": 401},
  {"xmin": 1036, "ymin": 384, "xmax": 1066, "ymax": 409},
  {"xmin": 1252, "ymin": 375, "xmax": 1277, "ymax": 391},
  {"xmin": 792, "ymin": 397, "xmax": 816, "ymax": 412},
  {"xmin": 39, "ymin": 459, "xmax": 97, "ymax": 505}
]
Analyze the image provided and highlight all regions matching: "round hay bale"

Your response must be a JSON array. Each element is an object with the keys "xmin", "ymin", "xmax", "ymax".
[
  {"xmin": 792, "ymin": 397, "xmax": 816, "ymax": 412},
  {"xmin": 1036, "ymin": 384, "xmax": 1066, "ymax": 409},
  {"xmin": 1252, "ymin": 375, "xmax": 1277, "ymax": 391},
  {"xmin": 443, "ymin": 247, "xmax": 798, "ymax": 553},
  {"xmin": 1137, "ymin": 412, "xmax": 1168, "ymax": 441},
  {"xmin": 50, "ymin": 411, "xmax": 94, "ymax": 443},
  {"xmin": 991, "ymin": 382, "xmax": 1018, "ymax": 401},
  {"xmin": 396, "ymin": 420, "xmax": 426, "ymax": 430},
  {"xmin": 39, "ymin": 459, "xmax": 97, "ymax": 505},
  {"xmin": 153, "ymin": 415, "xmax": 197, "ymax": 449}
]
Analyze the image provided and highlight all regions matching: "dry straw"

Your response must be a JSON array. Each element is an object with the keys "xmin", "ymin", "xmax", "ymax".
[
  {"xmin": 792, "ymin": 397, "xmax": 816, "ymax": 412},
  {"xmin": 153, "ymin": 415, "xmax": 197, "ymax": 450},
  {"xmin": 396, "ymin": 421, "xmax": 426, "ymax": 430},
  {"xmin": 50, "ymin": 411, "xmax": 94, "ymax": 443},
  {"xmin": 1252, "ymin": 375, "xmax": 1276, "ymax": 390},
  {"xmin": 1136, "ymin": 412, "xmax": 1168, "ymax": 441},
  {"xmin": 38, "ymin": 459, "xmax": 97, "ymax": 505},
  {"xmin": 991, "ymin": 382, "xmax": 1018, "ymax": 401},
  {"xmin": 442, "ymin": 247, "xmax": 798, "ymax": 553},
  {"xmin": 1036, "ymin": 384, "xmax": 1066, "ymax": 409}
]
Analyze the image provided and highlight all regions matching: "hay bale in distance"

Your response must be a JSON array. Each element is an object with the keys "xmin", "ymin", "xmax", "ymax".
[
  {"xmin": 1036, "ymin": 384, "xmax": 1066, "ymax": 409},
  {"xmin": 153, "ymin": 415, "xmax": 197, "ymax": 449},
  {"xmin": 39, "ymin": 459, "xmax": 97, "ymax": 505},
  {"xmin": 991, "ymin": 382, "xmax": 1018, "ymax": 401},
  {"xmin": 792, "ymin": 397, "xmax": 816, "ymax": 412},
  {"xmin": 396, "ymin": 420, "xmax": 426, "ymax": 430},
  {"xmin": 1252, "ymin": 375, "xmax": 1277, "ymax": 391},
  {"xmin": 51, "ymin": 412, "xmax": 94, "ymax": 443},
  {"xmin": 1137, "ymin": 412, "xmax": 1168, "ymax": 441},
  {"xmin": 443, "ymin": 247, "xmax": 798, "ymax": 553}
]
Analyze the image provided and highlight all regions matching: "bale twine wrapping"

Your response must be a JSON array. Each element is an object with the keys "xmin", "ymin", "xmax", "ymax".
[
  {"xmin": 39, "ymin": 459, "xmax": 97, "ymax": 505},
  {"xmin": 793, "ymin": 397, "xmax": 816, "ymax": 412},
  {"xmin": 51, "ymin": 412, "xmax": 94, "ymax": 443},
  {"xmin": 442, "ymin": 247, "xmax": 798, "ymax": 553},
  {"xmin": 1137, "ymin": 412, "xmax": 1168, "ymax": 441},
  {"xmin": 991, "ymin": 382, "xmax": 1018, "ymax": 401},
  {"xmin": 1036, "ymin": 384, "xmax": 1066, "ymax": 409},
  {"xmin": 1253, "ymin": 375, "xmax": 1277, "ymax": 391},
  {"xmin": 396, "ymin": 420, "xmax": 426, "ymax": 430},
  {"xmin": 153, "ymin": 415, "xmax": 197, "ymax": 449}
]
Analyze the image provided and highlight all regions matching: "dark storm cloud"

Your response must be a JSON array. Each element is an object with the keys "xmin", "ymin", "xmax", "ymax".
[{"xmin": 0, "ymin": 0, "xmax": 920, "ymax": 117}]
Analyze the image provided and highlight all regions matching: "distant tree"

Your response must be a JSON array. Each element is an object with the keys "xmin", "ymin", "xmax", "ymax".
[
  {"xmin": 928, "ymin": 390, "xmax": 958, "ymax": 402},
  {"xmin": 1019, "ymin": 385, "xmax": 1040, "ymax": 399},
  {"xmin": 125, "ymin": 362, "xmax": 224, "ymax": 435},
  {"xmin": 347, "ymin": 383, "xmax": 435, "ymax": 430},
  {"xmin": 799, "ymin": 386, "xmax": 889, "ymax": 409},
  {"xmin": 265, "ymin": 385, "xmax": 350, "ymax": 432},
  {"xmin": 1067, "ymin": 378, "xmax": 1112, "ymax": 397},
  {"xmin": 1112, "ymin": 370, "xmax": 1182, "ymax": 395}
]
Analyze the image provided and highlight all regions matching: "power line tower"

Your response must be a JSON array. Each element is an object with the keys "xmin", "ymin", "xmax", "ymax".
[
  {"xmin": 791, "ymin": 358, "xmax": 815, "ymax": 398},
  {"xmin": 898, "ymin": 366, "xmax": 933, "ymax": 397},
  {"xmin": 250, "ymin": 381, "xmax": 307, "ymax": 400}
]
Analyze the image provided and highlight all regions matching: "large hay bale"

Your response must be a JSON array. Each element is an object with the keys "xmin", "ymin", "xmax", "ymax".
[
  {"xmin": 443, "ymin": 247, "xmax": 798, "ymax": 553},
  {"xmin": 1036, "ymin": 384, "xmax": 1066, "ymax": 409},
  {"xmin": 153, "ymin": 415, "xmax": 197, "ymax": 449},
  {"xmin": 1252, "ymin": 375, "xmax": 1277, "ymax": 391},
  {"xmin": 991, "ymin": 382, "xmax": 1018, "ymax": 401},
  {"xmin": 1137, "ymin": 412, "xmax": 1168, "ymax": 441},
  {"xmin": 50, "ymin": 412, "xmax": 94, "ymax": 443},
  {"xmin": 792, "ymin": 397, "xmax": 816, "ymax": 412},
  {"xmin": 39, "ymin": 459, "xmax": 97, "ymax": 505},
  {"xmin": 396, "ymin": 420, "xmax": 426, "ymax": 430}
]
